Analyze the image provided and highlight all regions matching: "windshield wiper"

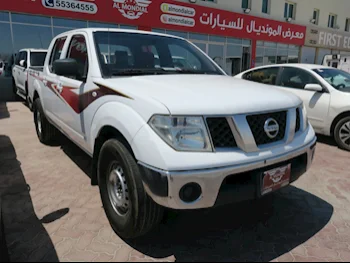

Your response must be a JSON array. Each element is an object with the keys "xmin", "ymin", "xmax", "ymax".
[
  {"xmin": 172, "ymin": 69, "xmax": 220, "ymax": 75},
  {"xmin": 111, "ymin": 68, "xmax": 220, "ymax": 76},
  {"xmin": 111, "ymin": 68, "xmax": 169, "ymax": 76}
]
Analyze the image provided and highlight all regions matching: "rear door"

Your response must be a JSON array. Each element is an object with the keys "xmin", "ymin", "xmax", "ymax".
[{"xmin": 277, "ymin": 67, "xmax": 331, "ymax": 132}]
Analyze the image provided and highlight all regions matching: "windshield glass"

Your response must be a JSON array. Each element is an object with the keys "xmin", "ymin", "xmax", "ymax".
[
  {"xmin": 93, "ymin": 31, "xmax": 224, "ymax": 77},
  {"xmin": 30, "ymin": 52, "xmax": 47, "ymax": 67},
  {"xmin": 313, "ymin": 68, "xmax": 350, "ymax": 92}
]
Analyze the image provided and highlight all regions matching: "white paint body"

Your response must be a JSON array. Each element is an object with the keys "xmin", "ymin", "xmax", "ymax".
[
  {"xmin": 29, "ymin": 28, "xmax": 316, "ymax": 209},
  {"xmin": 235, "ymin": 63, "xmax": 350, "ymax": 137},
  {"xmin": 0, "ymin": 60, "xmax": 4, "ymax": 77},
  {"xmin": 12, "ymin": 49, "xmax": 47, "ymax": 99}
]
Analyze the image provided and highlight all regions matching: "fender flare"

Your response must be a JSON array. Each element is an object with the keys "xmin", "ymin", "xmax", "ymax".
[{"xmin": 89, "ymin": 101, "xmax": 147, "ymax": 155}]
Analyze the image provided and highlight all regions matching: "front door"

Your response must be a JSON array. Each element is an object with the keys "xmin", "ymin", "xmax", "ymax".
[
  {"xmin": 52, "ymin": 33, "xmax": 90, "ymax": 147},
  {"xmin": 42, "ymin": 36, "xmax": 68, "ymax": 118},
  {"xmin": 278, "ymin": 67, "xmax": 331, "ymax": 132}
]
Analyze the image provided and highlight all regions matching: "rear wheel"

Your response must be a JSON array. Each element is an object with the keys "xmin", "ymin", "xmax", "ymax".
[
  {"xmin": 98, "ymin": 139, "xmax": 164, "ymax": 239},
  {"xmin": 12, "ymin": 78, "xmax": 17, "ymax": 95},
  {"xmin": 334, "ymin": 116, "xmax": 350, "ymax": 151},
  {"xmin": 33, "ymin": 98, "xmax": 57, "ymax": 145}
]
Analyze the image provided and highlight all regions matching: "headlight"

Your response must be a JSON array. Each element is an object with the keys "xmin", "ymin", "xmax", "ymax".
[
  {"xmin": 302, "ymin": 104, "xmax": 309, "ymax": 130},
  {"xmin": 149, "ymin": 115, "xmax": 212, "ymax": 152}
]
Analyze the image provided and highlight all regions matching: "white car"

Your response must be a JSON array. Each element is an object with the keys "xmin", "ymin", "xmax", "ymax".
[
  {"xmin": 29, "ymin": 28, "xmax": 316, "ymax": 238},
  {"xmin": 12, "ymin": 49, "xmax": 47, "ymax": 103},
  {"xmin": 0, "ymin": 60, "xmax": 5, "ymax": 77},
  {"xmin": 235, "ymin": 64, "xmax": 350, "ymax": 151}
]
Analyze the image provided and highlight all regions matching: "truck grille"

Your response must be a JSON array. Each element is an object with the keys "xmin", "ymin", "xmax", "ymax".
[
  {"xmin": 246, "ymin": 111, "xmax": 287, "ymax": 146},
  {"xmin": 295, "ymin": 108, "xmax": 301, "ymax": 132},
  {"xmin": 206, "ymin": 118, "xmax": 237, "ymax": 148}
]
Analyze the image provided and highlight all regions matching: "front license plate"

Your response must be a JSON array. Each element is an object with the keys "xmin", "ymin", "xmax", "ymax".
[{"xmin": 261, "ymin": 164, "xmax": 291, "ymax": 196}]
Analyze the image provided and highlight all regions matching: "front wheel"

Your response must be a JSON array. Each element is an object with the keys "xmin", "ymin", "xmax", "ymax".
[
  {"xmin": 98, "ymin": 139, "xmax": 164, "ymax": 239},
  {"xmin": 334, "ymin": 116, "xmax": 350, "ymax": 151}
]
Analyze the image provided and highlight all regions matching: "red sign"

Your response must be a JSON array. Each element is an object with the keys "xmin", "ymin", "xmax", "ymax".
[
  {"xmin": 262, "ymin": 164, "xmax": 291, "ymax": 196},
  {"xmin": 1, "ymin": 0, "xmax": 306, "ymax": 45}
]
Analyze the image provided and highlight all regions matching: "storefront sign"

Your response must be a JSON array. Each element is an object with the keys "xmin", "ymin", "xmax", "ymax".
[
  {"xmin": 2, "ymin": 0, "xmax": 306, "ymax": 45},
  {"xmin": 305, "ymin": 26, "xmax": 350, "ymax": 51}
]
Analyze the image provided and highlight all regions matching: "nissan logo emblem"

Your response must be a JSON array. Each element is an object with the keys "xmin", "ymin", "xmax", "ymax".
[{"xmin": 264, "ymin": 118, "xmax": 280, "ymax": 139}]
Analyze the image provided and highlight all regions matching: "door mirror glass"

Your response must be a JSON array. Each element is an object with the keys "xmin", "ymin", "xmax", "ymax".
[
  {"xmin": 20, "ymin": 60, "xmax": 27, "ymax": 68},
  {"xmin": 305, "ymin": 83, "xmax": 323, "ymax": 92},
  {"xmin": 53, "ymin": 58, "xmax": 79, "ymax": 78}
]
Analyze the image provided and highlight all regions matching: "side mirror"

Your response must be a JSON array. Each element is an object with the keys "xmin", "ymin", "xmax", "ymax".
[
  {"xmin": 305, "ymin": 83, "xmax": 323, "ymax": 92},
  {"xmin": 53, "ymin": 58, "xmax": 79, "ymax": 78},
  {"xmin": 20, "ymin": 60, "xmax": 27, "ymax": 68}
]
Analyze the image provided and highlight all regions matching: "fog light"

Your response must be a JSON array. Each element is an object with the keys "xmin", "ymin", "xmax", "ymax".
[{"xmin": 179, "ymin": 183, "xmax": 202, "ymax": 203}]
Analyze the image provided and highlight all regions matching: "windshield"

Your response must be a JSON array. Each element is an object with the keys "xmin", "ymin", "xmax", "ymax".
[
  {"xmin": 30, "ymin": 52, "xmax": 47, "ymax": 67},
  {"xmin": 313, "ymin": 68, "xmax": 350, "ymax": 92},
  {"xmin": 93, "ymin": 32, "xmax": 224, "ymax": 77}
]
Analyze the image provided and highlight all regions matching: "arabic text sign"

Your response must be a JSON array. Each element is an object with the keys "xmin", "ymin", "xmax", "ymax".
[
  {"xmin": 305, "ymin": 26, "xmax": 350, "ymax": 51},
  {"xmin": 192, "ymin": 9, "xmax": 305, "ymax": 44},
  {"xmin": 2, "ymin": 0, "xmax": 307, "ymax": 45}
]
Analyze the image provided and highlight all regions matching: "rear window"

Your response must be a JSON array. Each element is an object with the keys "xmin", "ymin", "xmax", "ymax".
[{"xmin": 30, "ymin": 52, "xmax": 47, "ymax": 67}]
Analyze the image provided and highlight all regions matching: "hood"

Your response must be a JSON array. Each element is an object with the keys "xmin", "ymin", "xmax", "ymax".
[{"xmin": 98, "ymin": 75, "xmax": 302, "ymax": 115}]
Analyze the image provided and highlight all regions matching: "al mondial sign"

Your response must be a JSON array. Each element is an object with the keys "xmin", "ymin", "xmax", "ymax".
[{"xmin": 305, "ymin": 26, "xmax": 350, "ymax": 51}]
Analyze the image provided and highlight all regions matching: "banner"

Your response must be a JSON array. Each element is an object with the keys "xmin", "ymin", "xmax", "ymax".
[{"xmin": 2, "ymin": 0, "xmax": 307, "ymax": 45}]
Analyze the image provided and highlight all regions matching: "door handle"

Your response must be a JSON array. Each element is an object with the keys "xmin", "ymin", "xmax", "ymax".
[{"xmin": 57, "ymin": 83, "xmax": 63, "ymax": 94}]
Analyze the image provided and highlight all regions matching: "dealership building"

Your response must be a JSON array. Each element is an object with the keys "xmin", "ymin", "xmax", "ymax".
[{"xmin": 2, "ymin": 0, "xmax": 350, "ymax": 76}]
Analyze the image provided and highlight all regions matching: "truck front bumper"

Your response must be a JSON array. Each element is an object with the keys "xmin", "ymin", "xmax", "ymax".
[{"xmin": 139, "ymin": 137, "xmax": 317, "ymax": 210}]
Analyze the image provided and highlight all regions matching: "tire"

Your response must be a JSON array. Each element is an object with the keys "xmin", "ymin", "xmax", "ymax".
[
  {"xmin": 98, "ymin": 139, "xmax": 164, "ymax": 239},
  {"xmin": 25, "ymin": 84, "xmax": 32, "ymax": 111},
  {"xmin": 33, "ymin": 98, "xmax": 57, "ymax": 145},
  {"xmin": 334, "ymin": 116, "xmax": 350, "ymax": 151},
  {"xmin": 12, "ymin": 78, "xmax": 17, "ymax": 95}
]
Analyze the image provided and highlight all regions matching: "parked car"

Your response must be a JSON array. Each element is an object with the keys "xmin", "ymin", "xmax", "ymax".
[
  {"xmin": 12, "ymin": 49, "xmax": 47, "ymax": 104},
  {"xmin": 235, "ymin": 64, "xmax": 350, "ymax": 151},
  {"xmin": 29, "ymin": 28, "xmax": 317, "ymax": 239},
  {"xmin": 0, "ymin": 60, "xmax": 5, "ymax": 77},
  {"xmin": 322, "ymin": 54, "xmax": 350, "ymax": 72}
]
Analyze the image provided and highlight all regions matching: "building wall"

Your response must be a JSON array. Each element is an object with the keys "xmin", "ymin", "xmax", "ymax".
[{"xmin": 176, "ymin": 0, "xmax": 350, "ymax": 30}]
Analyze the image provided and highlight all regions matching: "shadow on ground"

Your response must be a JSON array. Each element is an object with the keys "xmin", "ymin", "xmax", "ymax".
[
  {"xmin": 48, "ymin": 130, "xmax": 334, "ymax": 262},
  {"xmin": 0, "ymin": 134, "xmax": 66, "ymax": 262},
  {"xmin": 317, "ymin": 134, "xmax": 338, "ymax": 147},
  {"xmin": 127, "ymin": 187, "xmax": 333, "ymax": 262},
  {"xmin": 0, "ymin": 77, "xmax": 18, "ymax": 103}
]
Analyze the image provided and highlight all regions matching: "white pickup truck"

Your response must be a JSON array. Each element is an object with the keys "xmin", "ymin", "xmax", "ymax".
[
  {"xmin": 12, "ymin": 49, "xmax": 47, "ymax": 104},
  {"xmin": 28, "ymin": 28, "xmax": 317, "ymax": 239}
]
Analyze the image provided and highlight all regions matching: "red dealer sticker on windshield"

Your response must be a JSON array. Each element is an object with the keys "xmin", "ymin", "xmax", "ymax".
[{"xmin": 262, "ymin": 164, "xmax": 291, "ymax": 196}]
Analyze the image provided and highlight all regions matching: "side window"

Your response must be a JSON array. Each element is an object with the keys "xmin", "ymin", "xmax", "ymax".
[
  {"xmin": 280, "ymin": 67, "xmax": 319, "ymax": 90},
  {"xmin": 244, "ymin": 67, "xmax": 279, "ymax": 85},
  {"xmin": 23, "ymin": 51, "xmax": 28, "ymax": 63},
  {"xmin": 66, "ymin": 34, "xmax": 89, "ymax": 81},
  {"xmin": 15, "ymin": 53, "xmax": 20, "ymax": 66},
  {"xmin": 0, "ymin": 62, "xmax": 3, "ymax": 68},
  {"xmin": 168, "ymin": 44, "xmax": 201, "ymax": 70},
  {"xmin": 49, "ymin": 37, "xmax": 67, "ymax": 72},
  {"xmin": 18, "ymin": 52, "xmax": 26, "ymax": 66}
]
